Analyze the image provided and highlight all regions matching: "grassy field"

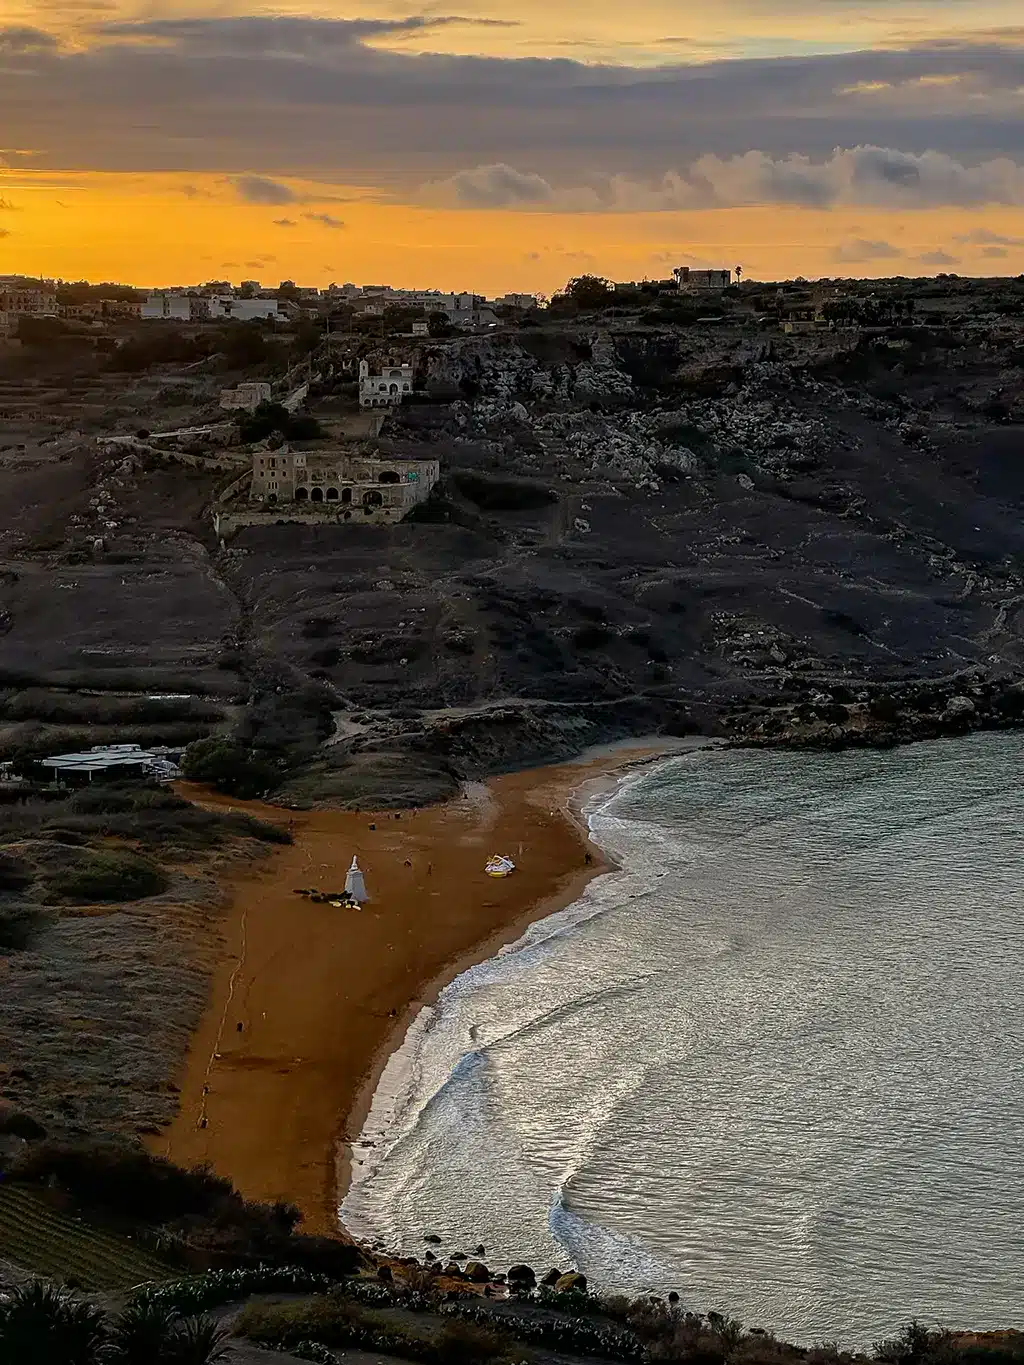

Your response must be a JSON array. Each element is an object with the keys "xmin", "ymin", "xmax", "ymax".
[{"xmin": 0, "ymin": 1183, "xmax": 175, "ymax": 1290}]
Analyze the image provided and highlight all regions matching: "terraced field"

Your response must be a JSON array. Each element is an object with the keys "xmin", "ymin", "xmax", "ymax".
[{"xmin": 0, "ymin": 1183, "xmax": 175, "ymax": 1290}]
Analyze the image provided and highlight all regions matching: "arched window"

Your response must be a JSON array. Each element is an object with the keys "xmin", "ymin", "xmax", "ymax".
[
  {"xmin": 363, "ymin": 490, "xmax": 383, "ymax": 508},
  {"xmin": 341, "ymin": 487, "xmax": 352, "ymax": 504},
  {"xmin": 311, "ymin": 487, "xmax": 324, "ymax": 503},
  {"xmin": 389, "ymin": 383, "xmax": 399, "ymax": 394},
  {"xmin": 378, "ymin": 469, "xmax": 400, "ymax": 484},
  {"xmin": 295, "ymin": 486, "xmax": 309, "ymax": 501},
  {"xmin": 326, "ymin": 487, "xmax": 339, "ymax": 501}
]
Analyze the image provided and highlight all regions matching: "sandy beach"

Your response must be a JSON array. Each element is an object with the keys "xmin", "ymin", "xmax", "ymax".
[{"xmin": 153, "ymin": 743, "xmax": 678, "ymax": 1236}]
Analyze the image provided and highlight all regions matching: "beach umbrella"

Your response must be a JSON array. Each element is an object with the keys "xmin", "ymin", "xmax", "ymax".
[{"xmin": 345, "ymin": 855, "xmax": 368, "ymax": 903}]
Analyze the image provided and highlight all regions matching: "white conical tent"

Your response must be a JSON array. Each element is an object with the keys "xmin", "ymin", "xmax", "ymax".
[{"xmin": 345, "ymin": 855, "xmax": 368, "ymax": 903}]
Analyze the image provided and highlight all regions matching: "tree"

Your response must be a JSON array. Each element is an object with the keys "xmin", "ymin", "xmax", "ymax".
[
  {"xmin": 563, "ymin": 275, "xmax": 614, "ymax": 310},
  {"xmin": 0, "ymin": 1282, "xmax": 107, "ymax": 1365},
  {"xmin": 181, "ymin": 738, "xmax": 281, "ymax": 799}
]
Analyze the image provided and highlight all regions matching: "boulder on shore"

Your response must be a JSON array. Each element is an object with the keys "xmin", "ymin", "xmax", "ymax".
[
  {"xmin": 507, "ymin": 1263, "xmax": 537, "ymax": 1290},
  {"xmin": 554, "ymin": 1272, "xmax": 588, "ymax": 1293},
  {"xmin": 463, "ymin": 1260, "xmax": 491, "ymax": 1283}
]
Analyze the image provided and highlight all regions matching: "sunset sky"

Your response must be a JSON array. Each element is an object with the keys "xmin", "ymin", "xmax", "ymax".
[{"xmin": 2, "ymin": 0, "xmax": 1024, "ymax": 291}]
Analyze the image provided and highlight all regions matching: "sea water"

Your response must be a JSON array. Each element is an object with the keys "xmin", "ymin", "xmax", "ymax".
[{"xmin": 341, "ymin": 734, "xmax": 1024, "ymax": 1345}]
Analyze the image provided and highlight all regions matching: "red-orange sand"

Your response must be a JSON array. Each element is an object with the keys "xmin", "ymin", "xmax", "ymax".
[{"xmin": 152, "ymin": 748, "xmax": 668, "ymax": 1235}]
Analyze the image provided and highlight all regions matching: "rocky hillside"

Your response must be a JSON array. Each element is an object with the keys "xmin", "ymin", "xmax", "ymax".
[{"xmin": 4, "ymin": 312, "xmax": 1024, "ymax": 802}]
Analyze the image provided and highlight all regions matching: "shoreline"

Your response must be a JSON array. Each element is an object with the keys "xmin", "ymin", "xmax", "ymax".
[
  {"xmin": 154, "ymin": 738, "xmax": 698, "ymax": 1235},
  {"xmin": 337, "ymin": 738, "xmax": 708, "ymax": 1215}
]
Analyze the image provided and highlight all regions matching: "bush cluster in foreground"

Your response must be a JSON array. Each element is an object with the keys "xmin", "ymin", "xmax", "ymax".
[{"xmin": 0, "ymin": 1281, "xmax": 230, "ymax": 1365}]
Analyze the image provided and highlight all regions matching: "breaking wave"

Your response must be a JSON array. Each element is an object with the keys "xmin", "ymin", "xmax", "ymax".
[{"xmin": 341, "ymin": 735, "xmax": 1024, "ymax": 1345}]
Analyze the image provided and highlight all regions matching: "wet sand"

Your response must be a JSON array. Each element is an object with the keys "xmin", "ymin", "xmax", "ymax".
[{"xmin": 153, "ymin": 745, "xmax": 677, "ymax": 1236}]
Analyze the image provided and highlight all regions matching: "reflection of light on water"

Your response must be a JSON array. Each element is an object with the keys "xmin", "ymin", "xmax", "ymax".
[{"xmin": 341, "ymin": 734, "xmax": 1024, "ymax": 1346}]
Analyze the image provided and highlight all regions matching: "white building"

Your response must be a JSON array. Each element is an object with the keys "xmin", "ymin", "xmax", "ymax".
[
  {"xmin": 673, "ymin": 267, "xmax": 732, "ymax": 291},
  {"xmin": 207, "ymin": 296, "xmax": 284, "ymax": 322},
  {"xmin": 220, "ymin": 382, "xmax": 272, "ymax": 412},
  {"xmin": 359, "ymin": 360, "xmax": 414, "ymax": 408},
  {"xmin": 142, "ymin": 292, "xmax": 192, "ymax": 321}
]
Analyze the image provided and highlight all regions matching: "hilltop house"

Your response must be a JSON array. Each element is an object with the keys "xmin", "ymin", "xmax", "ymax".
[{"xmin": 359, "ymin": 360, "xmax": 414, "ymax": 407}]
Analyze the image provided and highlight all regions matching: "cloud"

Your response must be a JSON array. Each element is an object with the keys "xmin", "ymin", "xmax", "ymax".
[
  {"xmin": 229, "ymin": 175, "xmax": 296, "ymax": 205},
  {"xmin": 833, "ymin": 237, "xmax": 902, "ymax": 262},
  {"xmin": 425, "ymin": 163, "xmax": 555, "ymax": 208},
  {"xmin": 953, "ymin": 227, "xmax": 1024, "ymax": 246},
  {"xmin": 3, "ymin": 16, "xmax": 1024, "ymax": 201},
  {"xmin": 918, "ymin": 250, "xmax": 960, "ymax": 266},
  {"xmin": 303, "ymin": 211, "xmax": 345, "ymax": 228},
  {"xmin": 0, "ymin": 26, "xmax": 58, "ymax": 54},
  {"xmin": 425, "ymin": 147, "xmax": 1024, "ymax": 212},
  {"xmin": 272, "ymin": 217, "xmax": 296, "ymax": 227},
  {"xmin": 981, "ymin": 246, "xmax": 1009, "ymax": 258}
]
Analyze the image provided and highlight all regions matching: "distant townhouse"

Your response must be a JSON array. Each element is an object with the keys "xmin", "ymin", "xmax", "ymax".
[
  {"xmin": 206, "ymin": 295, "xmax": 285, "ymax": 322},
  {"xmin": 673, "ymin": 267, "xmax": 733, "ymax": 291},
  {"xmin": 0, "ymin": 284, "xmax": 59, "ymax": 331},
  {"xmin": 141, "ymin": 292, "xmax": 193, "ymax": 321}
]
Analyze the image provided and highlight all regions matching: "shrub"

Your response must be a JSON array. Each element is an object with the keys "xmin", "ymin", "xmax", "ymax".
[
  {"xmin": 573, "ymin": 624, "xmax": 612, "ymax": 650},
  {"xmin": 0, "ymin": 848, "xmax": 33, "ymax": 891},
  {"xmin": 0, "ymin": 1281, "xmax": 107, "ymax": 1365},
  {"xmin": 237, "ymin": 402, "xmax": 324, "ymax": 444},
  {"xmin": 0, "ymin": 900, "xmax": 47, "ymax": 951},
  {"xmin": 452, "ymin": 470, "xmax": 558, "ymax": 510},
  {"xmin": 46, "ymin": 849, "xmax": 168, "ymax": 903},
  {"xmin": 181, "ymin": 739, "xmax": 281, "ymax": 799},
  {"xmin": 433, "ymin": 1318, "xmax": 509, "ymax": 1365},
  {"xmin": 13, "ymin": 1141, "xmax": 236, "ymax": 1223},
  {"xmin": 136, "ymin": 1266, "xmax": 337, "ymax": 1316}
]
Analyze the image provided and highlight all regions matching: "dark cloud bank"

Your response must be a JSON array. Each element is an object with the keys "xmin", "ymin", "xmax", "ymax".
[{"xmin": 2, "ymin": 14, "xmax": 1024, "ymax": 209}]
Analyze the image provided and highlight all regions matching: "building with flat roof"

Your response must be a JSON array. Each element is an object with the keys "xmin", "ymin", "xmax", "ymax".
[{"xmin": 673, "ymin": 267, "xmax": 732, "ymax": 291}]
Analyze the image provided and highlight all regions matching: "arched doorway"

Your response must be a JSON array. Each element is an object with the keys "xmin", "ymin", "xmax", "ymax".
[
  {"xmin": 295, "ymin": 487, "xmax": 309, "ymax": 501},
  {"xmin": 378, "ymin": 469, "xmax": 400, "ymax": 484},
  {"xmin": 311, "ymin": 487, "xmax": 324, "ymax": 503},
  {"xmin": 362, "ymin": 490, "xmax": 383, "ymax": 513},
  {"xmin": 341, "ymin": 487, "xmax": 352, "ymax": 504},
  {"xmin": 326, "ymin": 488, "xmax": 339, "ymax": 501},
  {"xmin": 267, "ymin": 492, "xmax": 277, "ymax": 503}
]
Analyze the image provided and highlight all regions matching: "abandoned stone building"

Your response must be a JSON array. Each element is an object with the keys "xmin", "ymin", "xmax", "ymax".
[{"xmin": 249, "ymin": 447, "xmax": 440, "ymax": 524}]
